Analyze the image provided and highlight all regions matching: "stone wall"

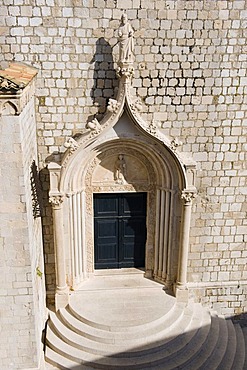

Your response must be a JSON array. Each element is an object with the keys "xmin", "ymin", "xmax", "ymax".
[
  {"xmin": 0, "ymin": 96, "xmax": 46, "ymax": 369},
  {"xmin": 0, "ymin": 0, "xmax": 246, "ymax": 317}
]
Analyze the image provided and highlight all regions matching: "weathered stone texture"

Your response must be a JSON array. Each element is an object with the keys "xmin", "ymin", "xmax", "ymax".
[
  {"xmin": 0, "ymin": 0, "xmax": 246, "ymax": 317},
  {"xmin": 0, "ymin": 98, "xmax": 46, "ymax": 369}
]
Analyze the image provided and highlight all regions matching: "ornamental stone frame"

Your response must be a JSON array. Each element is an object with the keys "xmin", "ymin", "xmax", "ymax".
[{"xmin": 48, "ymin": 15, "xmax": 197, "ymax": 310}]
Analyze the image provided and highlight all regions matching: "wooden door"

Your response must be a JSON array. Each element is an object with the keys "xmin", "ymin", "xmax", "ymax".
[{"xmin": 94, "ymin": 193, "xmax": 147, "ymax": 269}]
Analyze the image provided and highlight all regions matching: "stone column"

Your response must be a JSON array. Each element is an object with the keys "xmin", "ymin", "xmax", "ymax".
[
  {"xmin": 175, "ymin": 190, "xmax": 196, "ymax": 302},
  {"xmin": 49, "ymin": 194, "xmax": 69, "ymax": 310}
]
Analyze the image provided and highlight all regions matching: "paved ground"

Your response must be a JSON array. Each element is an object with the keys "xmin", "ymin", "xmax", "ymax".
[{"xmin": 70, "ymin": 269, "xmax": 176, "ymax": 327}]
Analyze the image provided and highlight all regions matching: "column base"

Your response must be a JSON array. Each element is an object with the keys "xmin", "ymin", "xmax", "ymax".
[
  {"xmin": 174, "ymin": 284, "xmax": 189, "ymax": 303},
  {"xmin": 55, "ymin": 287, "xmax": 69, "ymax": 311}
]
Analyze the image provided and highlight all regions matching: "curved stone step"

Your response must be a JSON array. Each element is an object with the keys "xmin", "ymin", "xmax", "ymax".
[
  {"xmin": 48, "ymin": 304, "xmax": 195, "ymax": 357},
  {"xmin": 45, "ymin": 346, "xmax": 93, "ymax": 370},
  {"xmin": 243, "ymin": 326, "xmax": 247, "ymax": 370},
  {"xmin": 68, "ymin": 289, "xmax": 177, "ymax": 332},
  {"xmin": 60, "ymin": 300, "xmax": 182, "ymax": 341},
  {"xmin": 199, "ymin": 314, "xmax": 229, "ymax": 369},
  {"xmin": 231, "ymin": 324, "xmax": 246, "ymax": 370},
  {"xmin": 179, "ymin": 312, "xmax": 220, "ymax": 370},
  {"xmin": 45, "ymin": 303, "xmax": 216, "ymax": 369},
  {"xmin": 217, "ymin": 319, "xmax": 237, "ymax": 370}
]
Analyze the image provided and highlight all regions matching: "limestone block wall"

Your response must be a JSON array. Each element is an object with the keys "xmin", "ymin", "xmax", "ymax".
[
  {"xmin": 0, "ymin": 97, "xmax": 46, "ymax": 369},
  {"xmin": 0, "ymin": 0, "xmax": 246, "ymax": 317}
]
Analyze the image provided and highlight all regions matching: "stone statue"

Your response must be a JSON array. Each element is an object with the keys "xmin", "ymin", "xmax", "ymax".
[
  {"xmin": 118, "ymin": 14, "xmax": 134, "ymax": 64},
  {"xmin": 114, "ymin": 154, "xmax": 127, "ymax": 184}
]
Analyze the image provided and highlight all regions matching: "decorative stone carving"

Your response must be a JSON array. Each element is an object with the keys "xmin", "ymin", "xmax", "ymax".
[
  {"xmin": 107, "ymin": 98, "xmax": 120, "ymax": 114},
  {"xmin": 181, "ymin": 190, "xmax": 196, "ymax": 204},
  {"xmin": 129, "ymin": 97, "xmax": 143, "ymax": 114},
  {"xmin": 147, "ymin": 122, "xmax": 157, "ymax": 135},
  {"xmin": 170, "ymin": 137, "xmax": 182, "ymax": 152},
  {"xmin": 0, "ymin": 76, "xmax": 24, "ymax": 93},
  {"xmin": 116, "ymin": 65, "xmax": 135, "ymax": 79},
  {"xmin": 86, "ymin": 118, "xmax": 102, "ymax": 135},
  {"xmin": 118, "ymin": 13, "xmax": 134, "ymax": 65},
  {"xmin": 64, "ymin": 137, "xmax": 79, "ymax": 152},
  {"xmin": 114, "ymin": 154, "xmax": 127, "ymax": 184},
  {"xmin": 49, "ymin": 195, "xmax": 64, "ymax": 207}
]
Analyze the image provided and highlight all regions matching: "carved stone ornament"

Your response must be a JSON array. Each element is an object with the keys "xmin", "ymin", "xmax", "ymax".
[
  {"xmin": 147, "ymin": 122, "xmax": 157, "ymax": 135},
  {"xmin": 107, "ymin": 98, "xmax": 120, "ymax": 114},
  {"xmin": 86, "ymin": 118, "xmax": 102, "ymax": 135},
  {"xmin": 0, "ymin": 76, "xmax": 24, "ymax": 93},
  {"xmin": 116, "ymin": 65, "xmax": 135, "ymax": 79},
  {"xmin": 129, "ymin": 97, "xmax": 143, "ymax": 114},
  {"xmin": 49, "ymin": 195, "xmax": 64, "ymax": 207},
  {"xmin": 181, "ymin": 190, "xmax": 196, "ymax": 204},
  {"xmin": 170, "ymin": 137, "xmax": 182, "ymax": 152},
  {"xmin": 64, "ymin": 137, "xmax": 79, "ymax": 152}
]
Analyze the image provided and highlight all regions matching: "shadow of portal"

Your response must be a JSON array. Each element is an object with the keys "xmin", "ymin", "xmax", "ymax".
[{"xmin": 89, "ymin": 37, "xmax": 117, "ymax": 122}]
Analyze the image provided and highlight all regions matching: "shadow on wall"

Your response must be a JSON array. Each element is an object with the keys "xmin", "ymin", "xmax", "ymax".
[
  {"xmin": 39, "ymin": 166, "xmax": 55, "ymax": 308},
  {"xmin": 89, "ymin": 37, "xmax": 118, "ymax": 122}
]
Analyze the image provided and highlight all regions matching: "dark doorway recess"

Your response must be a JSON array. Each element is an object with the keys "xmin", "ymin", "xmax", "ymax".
[{"xmin": 94, "ymin": 193, "xmax": 147, "ymax": 269}]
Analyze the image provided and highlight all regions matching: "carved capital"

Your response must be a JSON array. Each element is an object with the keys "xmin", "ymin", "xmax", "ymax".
[
  {"xmin": 49, "ymin": 195, "xmax": 64, "ymax": 208},
  {"xmin": 181, "ymin": 190, "xmax": 196, "ymax": 204}
]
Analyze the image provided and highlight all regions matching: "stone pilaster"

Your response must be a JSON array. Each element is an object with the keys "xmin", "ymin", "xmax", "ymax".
[
  {"xmin": 49, "ymin": 194, "xmax": 69, "ymax": 310},
  {"xmin": 175, "ymin": 190, "xmax": 196, "ymax": 302}
]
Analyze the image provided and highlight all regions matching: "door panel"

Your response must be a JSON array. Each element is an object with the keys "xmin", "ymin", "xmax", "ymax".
[
  {"xmin": 94, "ymin": 193, "xmax": 146, "ymax": 269},
  {"xmin": 94, "ymin": 219, "xmax": 119, "ymax": 268}
]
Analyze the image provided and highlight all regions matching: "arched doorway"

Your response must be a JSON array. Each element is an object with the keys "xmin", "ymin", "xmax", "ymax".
[{"xmin": 48, "ymin": 70, "xmax": 196, "ymax": 310}]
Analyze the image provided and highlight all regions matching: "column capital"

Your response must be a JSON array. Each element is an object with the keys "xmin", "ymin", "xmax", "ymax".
[
  {"xmin": 49, "ymin": 194, "xmax": 64, "ymax": 209},
  {"xmin": 181, "ymin": 189, "xmax": 196, "ymax": 204}
]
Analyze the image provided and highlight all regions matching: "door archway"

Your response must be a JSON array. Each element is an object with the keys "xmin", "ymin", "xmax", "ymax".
[{"xmin": 48, "ymin": 69, "xmax": 196, "ymax": 310}]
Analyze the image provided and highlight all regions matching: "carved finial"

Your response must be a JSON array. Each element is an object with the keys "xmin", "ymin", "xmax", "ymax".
[
  {"xmin": 107, "ymin": 99, "xmax": 120, "ymax": 114},
  {"xmin": 118, "ymin": 13, "xmax": 134, "ymax": 65},
  {"xmin": 64, "ymin": 137, "xmax": 79, "ymax": 152},
  {"xmin": 86, "ymin": 118, "xmax": 102, "ymax": 135}
]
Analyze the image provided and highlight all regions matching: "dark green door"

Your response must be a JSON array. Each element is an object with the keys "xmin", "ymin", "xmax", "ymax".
[{"xmin": 94, "ymin": 193, "xmax": 147, "ymax": 269}]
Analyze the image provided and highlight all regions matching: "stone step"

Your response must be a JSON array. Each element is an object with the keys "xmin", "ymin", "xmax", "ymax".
[
  {"xmin": 45, "ymin": 346, "xmax": 93, "ymax": 370},
  {"xmin": 69, "ymin": 287, "xmax": 176, "ymax": 330},
  {"xmin": 217, "ymin": 319, "xmax": 237, "ymax": 370},
  {"xmin": 199, "ymin": 314, "xmax": 229, "ymax": 369},
  {"xmin": 48, "ymin": 304, "xmax": 196, "ymax": 357},
  {"xmin": 45, "ymin": 304, "xmax": 218, "ymax": 369},
  {"xmin": 243, "ymin": 326, "xmax": 247, "ymax": 370},
  {"xmin": 61, "ymin": 299, "xmax": 182, "ymax": 339},
  {"xmin": 178, "ymin": 312, "xmax": 220, "ymax": 370},
  {"xmin": 45, "ymin": 308, "xmax": 246, "ymax": 370},
  {"xmin": 231, "ymin": 323, "xmax": 246, "ymax": 370}
]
